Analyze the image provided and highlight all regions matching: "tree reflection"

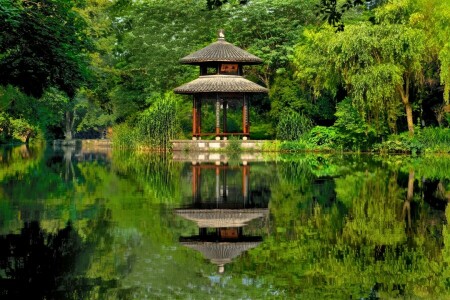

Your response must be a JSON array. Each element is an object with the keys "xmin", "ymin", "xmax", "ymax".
[{"xmin": 0, "ymin": 212, "xmax": 118, "ymax": 299}]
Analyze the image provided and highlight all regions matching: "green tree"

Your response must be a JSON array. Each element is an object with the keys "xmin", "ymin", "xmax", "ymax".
[
  {"xmin": 0, "ymin": 0, "xmax": 92, "ymax": 98},
  {"xmin": 0, "ymin": 0, "xmax": 94, "ymax": 140},
  {"xmin": 295, "ymin": 21, "xmax": 426, "ymax": 134}
]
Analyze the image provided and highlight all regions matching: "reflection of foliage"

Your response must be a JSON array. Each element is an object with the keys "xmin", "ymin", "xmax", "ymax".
[
  {"xmin": 235, "ymin": 154, "xmax": 450, "ymax": 298},
  {"xmin": 112, "ymin": 150, "xmax": 183, "ymax": 202},
  {"xmin": 3, "ymin": 146, "xmax": 450, "ymax": 298},
  {"xmin": 337, "ymin": 171, "xmax": 405, "ymax": 245},
  {"xmin": 0, "ymin": 220, "xmax": 117, "ymax": 299}
]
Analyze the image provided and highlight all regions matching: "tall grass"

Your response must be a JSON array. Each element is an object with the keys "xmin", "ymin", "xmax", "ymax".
[
  {"xmin": 111, "ymin": 123, "xmax": 140, "ymax": 149},
  {"xmin": 138, "ymin": 93, "xmax": 181, "ymax": 150},
  {"xmin": 112, "ymin": 93, "xmax": 183, "ymax": 151}
]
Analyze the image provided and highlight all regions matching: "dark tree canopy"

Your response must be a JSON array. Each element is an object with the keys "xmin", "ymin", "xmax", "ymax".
[
  {"xmin": 316, "ymin": 0, "xmax": 370, "ymax": 31},
  {"xmin": 0, "ymin": 0, "xmax": 92, "ymax": 98}
]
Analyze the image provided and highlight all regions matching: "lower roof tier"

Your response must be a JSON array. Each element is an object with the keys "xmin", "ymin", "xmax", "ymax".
[{"xmin": 174, "ymin": 75, "xmax": 268, "ymax": 94}]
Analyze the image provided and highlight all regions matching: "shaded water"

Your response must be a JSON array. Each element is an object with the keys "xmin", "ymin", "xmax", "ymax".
[{"xmin": 1, "ymin": 145, "xmax": 450, "ymax": 299}]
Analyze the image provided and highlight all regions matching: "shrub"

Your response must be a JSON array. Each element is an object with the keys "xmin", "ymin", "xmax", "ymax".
[
  {"xmin": 333, "ymin": 98, "xmax": 379, "ymax": 151},
  {"xmin": 226, "ymin": 136, "xmax": 242, "ymax": 153},
  {"xmin": 372, "ymin": 127, "xmax": 450, "ymax": 154},
  {"xmin": 372, "ymin": 132, "xmax": 424, "ymax": 154},
  {"xmin": 304, "ymin": 126, "xmax": 338, "ymax": 147}
]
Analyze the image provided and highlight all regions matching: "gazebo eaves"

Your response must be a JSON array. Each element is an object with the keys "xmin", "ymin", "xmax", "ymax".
[{"xmin": 173, "ymin": 75, "xmax": 268, "ymax": 94}]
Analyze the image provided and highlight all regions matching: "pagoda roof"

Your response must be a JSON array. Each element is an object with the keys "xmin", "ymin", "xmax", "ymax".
[
  {"xmin": 175, "ymin": 208, "xmax": 268, "ymax": 228},
  {"xmin": 180, "ymin": 241, "xmax": 262, "ymax": 266},
  {"xmin": 173, "ymin": 75, "xmax": 268, "ymax": 94},
  {"xmin": 180, "ymin": 38, "xmax": 263, "ymax": 65}
]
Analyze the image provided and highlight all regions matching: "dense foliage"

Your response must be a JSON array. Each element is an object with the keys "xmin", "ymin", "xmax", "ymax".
[{"xmin": 0, "ymin": 0, "xmax": 448, "ymax": 151}]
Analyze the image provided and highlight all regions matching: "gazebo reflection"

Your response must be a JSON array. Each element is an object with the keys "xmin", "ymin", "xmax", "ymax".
[{"xmin": 176, "ymin": 161, "xmax": 269, "ymax": 273}]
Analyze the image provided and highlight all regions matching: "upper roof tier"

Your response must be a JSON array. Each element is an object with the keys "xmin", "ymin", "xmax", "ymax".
[{"xmin": 179, "ymin": 30, "xmax": 263, "ymax": 65}]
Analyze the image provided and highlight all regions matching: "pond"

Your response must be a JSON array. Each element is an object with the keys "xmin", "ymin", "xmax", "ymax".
[{"xmin": 0, "ymin": 145, "xmax": 450, "ymax": 299}]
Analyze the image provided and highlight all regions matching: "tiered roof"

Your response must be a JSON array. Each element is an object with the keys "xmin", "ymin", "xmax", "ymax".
[
  {"xmin": 179, "ymin": 38, "xmax": 263, "ymax": 65},
  {"xmin": 174, "ymin": 30, "xmax": 267, "ymax": 95}
]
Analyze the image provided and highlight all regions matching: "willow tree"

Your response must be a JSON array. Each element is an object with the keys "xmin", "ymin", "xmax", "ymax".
[
  {"xmin": 413, "ymin": 0, "xmax": 450, "ymax": 103},
  {"xmin": 295, "ymin": 22, "xmax": 425, "ymax": 134}
]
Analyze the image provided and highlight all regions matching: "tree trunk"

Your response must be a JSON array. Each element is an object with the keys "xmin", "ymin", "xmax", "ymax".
[
  {"xmin": 398, "ymin": 77, "xmax": 414, "ymax": 135},
  {"xmin": 65, "ymin": 110, "xmax": 73, "ymax": 140},
  {"xmin": 25, "ymin": 131, "xmax": 32, "ymax": 144},
  {"xmin": 405, "ymin": 102, "xmax": 414, "ymax": 135}
]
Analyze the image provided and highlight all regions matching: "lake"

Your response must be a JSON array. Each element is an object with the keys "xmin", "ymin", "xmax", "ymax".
[{"xmin": 0, "ymin": 145, "xmax": 449, "ymax": 299}]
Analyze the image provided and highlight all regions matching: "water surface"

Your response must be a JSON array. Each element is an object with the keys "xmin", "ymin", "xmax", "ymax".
[{"xmin": 0, "ymin": 145, "xmax": 450, "ymax": 299}]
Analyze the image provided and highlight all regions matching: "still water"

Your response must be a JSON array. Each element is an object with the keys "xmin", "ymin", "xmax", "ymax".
[{"xmin": 1, "ymin": 145, "xmax": 450, "ymax": 299}]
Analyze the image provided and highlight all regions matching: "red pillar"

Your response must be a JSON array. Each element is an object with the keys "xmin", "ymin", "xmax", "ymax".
[
  {"xmin": 192, "ymin": 97, "xmax": 197, "ymax": 138},
  {"xmin": 242, "ymin": 95, "xmax": 249, "ymax": 137},
  {"xmin": 197, "ymin": 100, "xmax": 201, "ymax": 136}
]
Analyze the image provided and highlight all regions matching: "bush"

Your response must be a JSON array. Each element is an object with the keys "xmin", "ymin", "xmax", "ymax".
[
  {"xmin": 330, "ymin": 98, "xmax": 382, "ymax": 151},
  {"xmin": 276, "ymin": 112, "xmax": 314, "ymax": 141},
  {"xmin": 372, "ymin": 134, "xmax": 424, "ymax": 154},
  {"xmin": 304, "ymin": 126, "xmax": 338, "ymax": 147},
  {"xmin": 372, "ymin": 127, "xmax": 450, "ymax": 154},
  {"xmin": 226, "ymin": 136, "xmax": 242, "ymax": 153}
]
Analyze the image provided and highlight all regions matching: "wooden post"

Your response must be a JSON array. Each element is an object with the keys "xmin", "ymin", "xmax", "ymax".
[
  {"xmin": 192, "ymin": 97, "xmax": 197, "ymax": 138},
  {"xmin": 242, "ymin": 95, "xmax": 249, "ymax": 138},
  {"xmin": 197, "ymin": 99, "xmax": 201, "ymax": 136},
  {"xmin": 215, "ymin": 95, "xmax": 220, "ymax": 138}
]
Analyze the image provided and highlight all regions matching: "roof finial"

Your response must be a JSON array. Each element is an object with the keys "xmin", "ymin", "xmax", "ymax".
[{"xmin": 218, "ymin": 29, "xmax": 225, "ymax": 41}]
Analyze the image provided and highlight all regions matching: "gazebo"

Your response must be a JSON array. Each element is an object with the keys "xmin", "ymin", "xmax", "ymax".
[
  {"xmin": 175, "ymin": 161, "xmax": 269, "ymax": 273},
  {"xmin": 174, "ymin": 29, "xmax": 268, "ymax": 140}
]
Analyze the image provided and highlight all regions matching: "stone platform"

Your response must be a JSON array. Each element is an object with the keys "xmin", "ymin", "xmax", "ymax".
[
  {"xmin": 172, "ymin": 151, "xmax": 266, "ymax": 163},
  {"xmin": 171, "ymin": 140, "xmax": 267, "ymax": 152}
]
